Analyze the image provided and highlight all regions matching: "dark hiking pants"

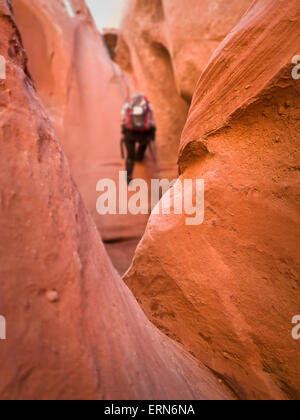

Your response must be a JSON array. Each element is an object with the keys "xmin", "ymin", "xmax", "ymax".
[{"xmin": 123, "ymin": 130, "xmax": 152, "ymax": 179}]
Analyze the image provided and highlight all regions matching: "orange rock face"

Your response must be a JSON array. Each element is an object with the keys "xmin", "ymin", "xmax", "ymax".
[
  {"xmin": 0, "ymin": 0, "xmax": 232, "ymax": 400},
  {"xmin": 115, "ymin": 0, "xmax": 252, "ymax": 176},
  {"xmin": 125, "ymin": 0, "xmax": 300, "ymax": 400}
]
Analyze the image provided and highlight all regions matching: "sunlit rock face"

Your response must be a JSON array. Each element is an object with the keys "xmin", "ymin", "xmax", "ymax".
[
  {"xmin": 0, "ymin": 0, "xmax": 232, "ymax": 400},
  {"xmin": 125, "ymin": 0, "xmax": 300, "ymax": 400},
  {"xmin": 115, "ymin": 0, "xmax": 252, "ymax": 177}
]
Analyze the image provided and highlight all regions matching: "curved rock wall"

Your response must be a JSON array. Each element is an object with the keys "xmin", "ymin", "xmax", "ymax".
[{"xmin": 125, "ymin": 0, "xmax": 300, "ymax": 400}]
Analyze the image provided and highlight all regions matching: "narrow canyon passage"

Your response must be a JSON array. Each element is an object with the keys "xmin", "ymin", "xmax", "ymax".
[
  {"xmin": 13, "ymin": 0, "xmax": 182, "ymax": 276},
  {"xmin": 1, "ymin": 0, "xmax": 299, "ymax": 402},
  {"xmin": 0, "ymin": 0, "xmax": 234, "ymax": 400},
  {"xmin": 103, "ymin": 158, "xmax": 161, "ymax": 275}
]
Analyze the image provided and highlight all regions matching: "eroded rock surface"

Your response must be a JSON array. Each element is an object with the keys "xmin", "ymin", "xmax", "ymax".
[
  {"xmin": 125, "ymin": 0, "xmax": 300, "ymax": 400},
  {"xmin": 0, "ymin": 0, "xmax": 232, "ymax": 400}
]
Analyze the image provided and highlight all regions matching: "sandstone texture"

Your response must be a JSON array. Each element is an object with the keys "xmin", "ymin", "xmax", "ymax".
[
  {"xmin": 0, "ymin": 0, "xmax": 232, "ymax": 400},
  {"xmin": 125, "ymin": 0, "xmax": 300, "ymax": 400},
  {"xmin": 115, "ymin": 0, "xmax": 252, "ymax": 176}
]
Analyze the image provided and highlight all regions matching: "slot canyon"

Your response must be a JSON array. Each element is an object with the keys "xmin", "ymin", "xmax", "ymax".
[{"xmin": 0, "ymin": 0, "xmax": 299, "ymax": 401}]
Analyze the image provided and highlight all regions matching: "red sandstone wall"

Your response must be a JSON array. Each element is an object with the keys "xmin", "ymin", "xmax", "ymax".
[{"xmin": 125, "ymin": 0, "xmax": 300, "ymax": 400}]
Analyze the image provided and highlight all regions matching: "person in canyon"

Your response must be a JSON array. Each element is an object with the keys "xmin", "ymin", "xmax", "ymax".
[{"xmin": 121, "ymin": 94, "xmax": 156, "ymax": 184}]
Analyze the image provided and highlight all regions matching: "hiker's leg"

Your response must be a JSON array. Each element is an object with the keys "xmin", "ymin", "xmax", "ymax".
[
  {"xmin": 124, "ymin": 136, "xmax": 136, "ymax": 180},
  {"xmin": 136, "ymin": 136, "xmax": 149, "ymax": 162}
]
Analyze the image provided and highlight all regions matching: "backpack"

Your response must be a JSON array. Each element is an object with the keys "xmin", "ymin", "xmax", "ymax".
[{"xmin": 125, "ymin": 96, "xmax": 151, "ymax": 132}]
